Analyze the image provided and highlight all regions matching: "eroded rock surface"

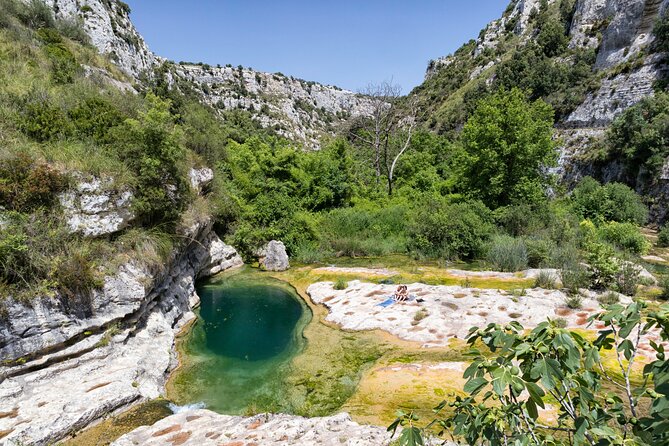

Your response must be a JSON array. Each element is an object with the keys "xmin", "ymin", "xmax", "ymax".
[
  {"xmin": 112, "ymin": 410, "xmax": 398, "ymax": 446},
  {"xmin": 307, "ymin": 280, "xmax": 611, "ymax": 348},
  {"xmin": 0, "ymin": 221, "xmax": 242, "ymax": 445},
  {"xmin": 59, "ymin": 176, "xmax": 135, "ymax": 237}
]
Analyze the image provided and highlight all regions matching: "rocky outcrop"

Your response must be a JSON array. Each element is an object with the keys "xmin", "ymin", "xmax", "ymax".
[
  {"xmin": 43, "ymin": 0, "xmax": 154, "ymax": 78},
  {"xmin": 0, "ymin": 220, "xmax": 242, "ymax": 445},
  {"xmin": 39, "ymin": 1, "xmax": 375, "ymax": 148},
  {"xmin": 112, "ymin": 410, "xmax": 396, "ymax": 446},
  {"xmin": 169, "ymin": 64, "xmax": 375, "ymax": 148},
  {"xmin": 258, "ymin": 240, "xmax": 290, "ymax": 272},
  {"xmin": 188, "ymin": 167, "xmax": 214, "ymax": 193},
  {"xmin": 59, "ymin": 176, "xmax": 135, "ymax": 237}
]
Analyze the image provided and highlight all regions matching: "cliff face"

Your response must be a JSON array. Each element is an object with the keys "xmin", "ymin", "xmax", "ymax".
[
  {"xmin": 43, "ymin": 0, "xmax": 373, "ymax": 148},
  {"xmin": 168, "ymin": 64, "xmax": 375, "ymax": 148},
  {"xmin": 422, "ymin": 0, "xmax": 669, "ymax": 222},
  {"xmin": 0, "ymin": 215, "xmax": 242, "ymax": 445},
  {"xmin": 43, "ymin": 0, "xmax": 154, "ymax": 77}
]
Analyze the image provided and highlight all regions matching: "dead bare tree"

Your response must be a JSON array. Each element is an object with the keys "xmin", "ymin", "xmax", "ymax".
[
  {"xmin": 385, "ymin": 96, "xmax": 419, "ymax": 196},
  {"xmin": 349, "ymin": 81, "xmax": 402, "ymax": 184}
]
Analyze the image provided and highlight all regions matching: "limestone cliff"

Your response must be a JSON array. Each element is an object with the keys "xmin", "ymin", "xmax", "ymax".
[
  {"xmin": 40, "ymin": 0, "xmax": 373, "ymax": 148},
  {"xmin": 422, "ymin": 0, "xmax": 669, "ymax": 222},
  {"xmin": 0, "ymin": 215, "xmax": 242, "ymax": 445}
]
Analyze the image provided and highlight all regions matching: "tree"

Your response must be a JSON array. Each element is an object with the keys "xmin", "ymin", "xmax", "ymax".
[
  {"xmin": 117, "ymin": 93, "xmax": 190, "ymax": 227},
  {"xmin": 459, "ymin": 88, "xmax": 557, "ymax": 209},
  {"xmin": 385, "ymin": 97, "xmax": 418, "ymax": 196},
  {"xmin": 350, "ymin": 81, "xmax": 400, "ymax": 184},
  {"xmin": 349, "ymin": 82, "xmax": 419, "ymax": 195},
  {"xmin": 391, "ymin": 301, "xmax": 669, "ymax": 445}
]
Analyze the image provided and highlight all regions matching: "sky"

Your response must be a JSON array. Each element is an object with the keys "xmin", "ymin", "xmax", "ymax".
[{"xmin": 126, "ymin": 1, "xmax": 508, "ymax": 93}]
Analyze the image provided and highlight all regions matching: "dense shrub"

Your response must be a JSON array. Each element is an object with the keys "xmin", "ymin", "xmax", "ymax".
[
  {"xmin": 321, "ymin": 204, "xmax": 407, "ymax": 258},
  {"xmin": 69, "ymin": 97, "xmax": 126, "ymax": 144},
  {"xmin": 560, "ymin": 261, "xmax": 590, "ymax": 295},
  {"xmin": 584, "ymin": 240, "xmax": 620, "ymax": 289},
  {"xmin": 615, "ymin": 259, "xmax": 641, "ymax": 296},
  {"xmin": 408, "ymin": 200, "xmax": 494, "ymax": 259},
  {"xmin": 116, "ymin": 94, "xmax": 190, "ymax": 227},
  {"xmin": 523, "ymin": 237, "xmax": 555, "ymax": 267},
  {"xmin": 658, "ymin": 226, "xmax": 669, "ymax": 247},
  {"xmin": 17, "ymin": 97, "xmax": 73, "ymax": 142},
  {"xmin": 486, "ymin": 235, "xmax": 528, "ymax": 272},
  {"xmin": 534, "ymin": 270, "xmax": 557, "ymax": 289},
  {"xmin": 16, "ymin": 0, "xmax": 55, "ymax": 29},
  {"xmin": 660, "ymin": 276, "xmax": 669, "ymax": 300},
  {"xmin": 0, "ymin": 153, "xmax": 68, "ymax": 212},
  {"xmin": 607, "ymin": 92, "xmax": 669, "ymax": 184},
  {"xmin": 0, "ymin": 212, "xmax": 101, "ymax": 301},
  {"xmin": 571, "ymin": 177, "xmax": 648, "ymax": 225},
  {"xmin": 597, "ymin": 221, "xmax": 650, "ymax": 254}
]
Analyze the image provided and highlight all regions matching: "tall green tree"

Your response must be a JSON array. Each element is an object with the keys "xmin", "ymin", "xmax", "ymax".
[
  {"xmin": 459, "ymin": 88, "xmax": 557, "ymax": 209},
  {"xmin": 118, "ymin": 93, "xmax": 190, "ymax": 227}
]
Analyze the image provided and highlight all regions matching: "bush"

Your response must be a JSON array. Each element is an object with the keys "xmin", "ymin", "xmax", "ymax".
[
  {"xmin": 598, "ymin": 291, "xmax": 620, "ymax": 306},
  {"xmin": 658, "ymin": 226, "xmax": 669, "ymax": 247},
  {"xmin": 44, "ymin": 39, "xmax": 79, "ymax": 84},
  {"xmin": 333, "ymin": 278, "xmax": 348, "ymax": 290},
  {"xmin": 486, "ymin": 235, "xmax": 528, "ymax": 272},
  {"xmin": 660, "ymin": 276, "xmax": 669, "ymax": 300},
  {"xmin": 598, "ymin": 221, "xmax": 650, "ymax": 254},
  {"xmin": 69, "ymin": 97, "xmax": 126, "ymax": 144},
  {"xmin": 0, "ymin": 153, "xmax": 68, "ymax": 212},
  {"xmin": 524, "ymin": 236, "xmax": 556, "ymax": 268},
  {"xmin": 584, "ymin": 240, "xmax": 620, "ymax": 290},
  {"xmin": 291, "ymin": 241, "xmax": 327, "ymax": 264},
  {"xmin": 409, "ymin": 200, "xmax": 494, "ymax": 260},
  {"xmin": 615, "ymin": 259, "xmax": 641, "ymax": 296},
  {"xmin": 534, "ymin": 270, "xmax": 557, "ymax": 289},
  {"xmin": 571, "ymin": 177, "xmax": 648, "ymax": 225},
  {"xmin": 560, "ymin": 261, "xmax": 589, "ymax": 295},
  {"xmin": 322, "ymin": 204, "xmax": 408, "ymax": 257},
  {"xmin": 117, "ymin": 94, "xmax": 190, "ymax": 227},
  {"xmin": 56, "ymin": 18, "xmax": 90, "ymax": 44},
  {"xmin": 565, "ymin": 293, "xmax": 583, "ymax": 309},
  {"xmin": 18, "ymin": 97, "xmax": 73, "ymax": 142},
  {"xmin": 16, "ymin": 0, "xmax": 55, "ymax": 29}
]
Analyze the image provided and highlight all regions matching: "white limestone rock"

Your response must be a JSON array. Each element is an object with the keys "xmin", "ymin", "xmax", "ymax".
[
  {"xmin": 41, "ymin": 0, "xmax": 155, "ymax": 78},
  {"xmin": 59, "ymin": 177, "xmax": 135, "ymax": 237},
  {"xmin": 112, "ymin": 410, "xmax": 398, "ymax": 446},
  {"xmin": 258, "ymin": 240, "xmax": 290, "ymax": 272},
  {"xmin": 188, "ymin": 167, "xmax": 214, "ymax": 192},
  {"xmin": 306, "ymin": 279, "xmax": 614, "ymax": 348},
  {"xmin": 171, "ymin": 64, "xmax": 376, "ymax": 149}
]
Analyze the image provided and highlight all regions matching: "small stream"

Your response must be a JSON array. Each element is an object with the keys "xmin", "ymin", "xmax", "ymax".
[{"xmin": 167, "ymin": 268, "xmax": 311, "ymax": 414}]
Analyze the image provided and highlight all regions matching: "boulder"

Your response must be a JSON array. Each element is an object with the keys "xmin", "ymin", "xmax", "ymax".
[
  {"xmin": 258, "ymin": 240, "xmax": 290, "ymax": 271},
  {"xmin": 59, "ymin": 176, "xmax": 135, "ymax": 237},
  {"xmin": 189, "ymin": 167, "xmax": 214, "ymax": 192}
]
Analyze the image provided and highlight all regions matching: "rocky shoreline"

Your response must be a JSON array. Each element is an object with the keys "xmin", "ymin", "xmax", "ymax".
[{"xmin": 0, "ymin": 220, "xmax": 242, "ymax": 445}]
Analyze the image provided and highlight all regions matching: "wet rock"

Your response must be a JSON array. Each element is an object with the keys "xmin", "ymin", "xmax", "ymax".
[{"xmin": 112, "ymin": 410, "xmax": 400, "ymax": 446}]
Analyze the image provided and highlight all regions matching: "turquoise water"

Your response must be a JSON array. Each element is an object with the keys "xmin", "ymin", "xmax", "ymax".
[{"xmin": 168, "ymin": 269, "xmax": 310, "ymax": 414}]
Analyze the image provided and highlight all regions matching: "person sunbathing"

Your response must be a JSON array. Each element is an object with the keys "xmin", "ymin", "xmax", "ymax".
[{"xmin": 394, "ymin": 285, "xmax": 409, "ymax": 302}]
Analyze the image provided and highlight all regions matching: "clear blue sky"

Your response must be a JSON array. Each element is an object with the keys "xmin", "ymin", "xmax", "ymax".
[{"xmin": 126, "ymin": 1, "xmax": 508, "ymax": 93}]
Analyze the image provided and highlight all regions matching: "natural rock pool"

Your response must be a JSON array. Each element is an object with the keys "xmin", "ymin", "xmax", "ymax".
[{"xmin": 167, "ymin": 268, "xmax": 311, "ymax": 414}]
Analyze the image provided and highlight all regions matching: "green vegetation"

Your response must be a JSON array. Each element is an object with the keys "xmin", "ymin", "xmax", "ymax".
[
  {"xmin": 391, "ymin": 302, "xmax": 669, "ymax": 445},
  {"xmin": 605, "ymin": 92, "xmax": 669, "ymax": 190},
  {"xmin": 570, "ymin": 177, "xmax": 648, "ymax": 225},
  {"xmin": 459, "ymin": 88, "xmax": 557, "ymax": 209},
  {"xmin": 658, "ymin": 226, "xmax": 669, "ymax": 248}
]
